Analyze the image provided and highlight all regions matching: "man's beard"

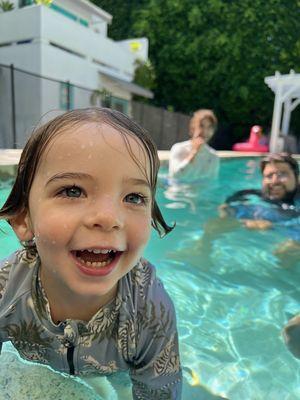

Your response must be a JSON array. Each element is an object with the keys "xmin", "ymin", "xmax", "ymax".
[{"xmin": 262, "ymin": 185, "xmax": 297, "ymax": 204}]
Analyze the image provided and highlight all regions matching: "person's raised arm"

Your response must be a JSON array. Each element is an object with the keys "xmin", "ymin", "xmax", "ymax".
[{"xmin": 169, "ymin": 137, "xmax": 205, "ymax": 178}]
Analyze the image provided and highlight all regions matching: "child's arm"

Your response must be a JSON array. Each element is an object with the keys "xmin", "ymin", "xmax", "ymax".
[{"xmin": 129, "ymin": 262, "xmax": 182, "ymax": 399}]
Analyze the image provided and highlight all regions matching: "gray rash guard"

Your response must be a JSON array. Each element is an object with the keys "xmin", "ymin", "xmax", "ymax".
[{"xmin": 0, "ymin": 250, "xmax": 182, "ymax": 399}]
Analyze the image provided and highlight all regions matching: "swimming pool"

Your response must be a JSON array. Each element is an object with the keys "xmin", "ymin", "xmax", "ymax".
[{"xmin": 1, "ymin": 158, "xmax": 300, "ymax": 399}]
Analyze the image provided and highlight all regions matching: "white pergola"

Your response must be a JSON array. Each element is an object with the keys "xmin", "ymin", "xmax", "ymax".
[{"xmin": 265, "ymin": 70, "xmax": 300, "ymax": 152}]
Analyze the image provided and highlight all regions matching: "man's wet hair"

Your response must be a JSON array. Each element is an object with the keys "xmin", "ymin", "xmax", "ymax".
[{"xmin": 260, "ymin": 153, "xmax": 299, "ymax": 180}]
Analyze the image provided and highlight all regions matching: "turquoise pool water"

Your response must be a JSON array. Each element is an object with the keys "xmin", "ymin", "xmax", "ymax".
[{"xmin": 1, "ymin": 158, "xmax": 300, "ymax": 399}]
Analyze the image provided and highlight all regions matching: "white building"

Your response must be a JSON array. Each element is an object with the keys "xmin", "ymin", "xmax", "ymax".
[{"xmin": 0, "ymin": 0, "xmax": 153, "ymax": 148}]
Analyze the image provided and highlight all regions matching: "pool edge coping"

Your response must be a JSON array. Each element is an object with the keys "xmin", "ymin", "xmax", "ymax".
[{"xmin": 1, "ymin": 149, "xmax": 300, "ymax": 178}]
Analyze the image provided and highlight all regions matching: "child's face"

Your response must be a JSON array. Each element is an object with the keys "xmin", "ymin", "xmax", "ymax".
[{"xmin": 16, "ymin": 122, "xmax": 152, "ymax": 307}]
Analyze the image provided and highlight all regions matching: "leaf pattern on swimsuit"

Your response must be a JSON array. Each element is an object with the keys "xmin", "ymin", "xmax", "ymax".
[
  {"xmin": 4, "ymin": 320, "xmax": 53, "ymax": 363},
  {"xmin": 116, "ymin": 317, "xmax": 136, "ymax": 359},
  {"xmin": 86, "ymin": 295, "xmax": 122, "ymax": 345},
  {"xmin": 133, "ymin": 380, "xmax": 175, "ymax": 400},
  {"xmin": 0, "ymin": 263, "xmax": 10, "ymax": 299},
  {"xmin": 137, "ymin": 300, "xmax": 171, "ymax": 339},
  {"xmin": 81, "ymin": 355, "xmax": 119, "ymax": 374},
  {"xmin": 132, "ymin": 258, "xmax": 153, "ymax": 299},
  {"xmin": 153, "ymin": 333, "xmax": 181, "ymax": 376},
  {"xmin": 19, "ymin": 248, "xmax": 38, "ymax": 268}
]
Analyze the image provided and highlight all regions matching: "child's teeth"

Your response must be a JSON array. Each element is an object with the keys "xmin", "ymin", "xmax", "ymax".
[
  {"xmin": 83, "ymin": 249, "xmax": 112, "ymax": 254},
  {"xmin": 77, "ymin": 257, "xmax": 110, "ymax": 268},
  {"xmin": 93, "ymin": 249, "xmax": 110, "ymax": 254}
]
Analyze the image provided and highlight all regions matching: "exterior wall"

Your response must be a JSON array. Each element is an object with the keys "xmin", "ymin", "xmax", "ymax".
[
  {"xmin": 0, "ymin": 5, "xmax": 137, "ymax": 82},
  {"xmin": 0, "ymin": 3, "xmax": 151, "ymax": 148},
  {"xmin": 0, "ymin": 6, "xmax": 41, "ymax": 44},
  {"xmin": 0, "ymin": 41, "xmax": 41, "ymax": 74},
  {"xmin": 40, "ymin": 42, "xmax": 98, "ymax": 88},
  {"xmin": 54, "ymin": 0, "xmax": 111, "ymax": 34},
  {"xmin": 0, "ymin": 43, "xmax": 43, "ymax": 148}
]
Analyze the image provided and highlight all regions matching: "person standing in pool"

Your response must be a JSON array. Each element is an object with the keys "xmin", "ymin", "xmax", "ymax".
[
  {"xmin": 169, "ymin": 109, "xmax": 219, "ymax": 183},
  {"xmin": 0, "ymin": 108, "xmax": 182, "ymax": 399}
]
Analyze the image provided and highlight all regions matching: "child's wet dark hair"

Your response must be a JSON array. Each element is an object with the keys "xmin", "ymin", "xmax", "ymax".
[
  {"xmin": 0, "ymin": 107, "xmax": 173, "ymax": 237},
  {"xmin": 260, "ymin": 152, "xmax": 299, "ymax": 181}
]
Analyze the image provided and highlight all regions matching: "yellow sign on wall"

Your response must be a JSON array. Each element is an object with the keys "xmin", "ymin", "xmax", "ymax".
[{"xmin": 129, "ymin": 41, "xmax": 142, "ymax": 53}]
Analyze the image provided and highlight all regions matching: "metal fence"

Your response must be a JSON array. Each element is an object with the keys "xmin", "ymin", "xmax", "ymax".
[{"xmin": 0, "ymin": 63, "xmax": 190, "ymax": 150}]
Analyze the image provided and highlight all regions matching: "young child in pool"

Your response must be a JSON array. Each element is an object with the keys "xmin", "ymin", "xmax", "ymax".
[{"xmin": 0, "ymin": 108, "xmax": 182, "ymax": 399}]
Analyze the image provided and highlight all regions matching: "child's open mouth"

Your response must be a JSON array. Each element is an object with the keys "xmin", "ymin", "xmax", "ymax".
[{"xmin": 72, "ymin": 249, "xmax": 120, "ymax": 269}]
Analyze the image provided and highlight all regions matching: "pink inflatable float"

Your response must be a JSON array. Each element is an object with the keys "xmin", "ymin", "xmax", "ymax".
[{"xmin": 232, "ymin": 125, "xmax": 269, "ymax": 152}]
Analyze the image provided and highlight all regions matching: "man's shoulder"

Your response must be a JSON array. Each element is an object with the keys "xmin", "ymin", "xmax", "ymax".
[
  {"xmin": 225, "ymin": 189, "xmax": 263, "ymax": 204},
  {"xmin": 295, "ymin": 186, "xmax": 300, "ymax": 201}
]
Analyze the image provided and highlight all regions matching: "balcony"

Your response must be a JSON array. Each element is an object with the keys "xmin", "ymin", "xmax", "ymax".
[{"xmin": 0, "ymin": 4, "xmax": 136, "ymax": 81}]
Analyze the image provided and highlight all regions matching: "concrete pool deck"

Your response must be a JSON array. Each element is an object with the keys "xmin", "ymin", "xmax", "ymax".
[{"xmin": 1, "ymin": 149, "xmax": 300, "ymax": 178}]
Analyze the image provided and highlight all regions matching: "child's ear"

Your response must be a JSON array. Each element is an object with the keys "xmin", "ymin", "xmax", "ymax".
[{"xmin": 10, "ymin": 211, "xmax": 34, "ymax": 242}]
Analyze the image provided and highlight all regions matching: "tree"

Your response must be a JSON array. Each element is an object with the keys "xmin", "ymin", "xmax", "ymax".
[
  {"xmin": 135, "ymin": 1, "xmax": 300, "ymax": 134},
  {"xmin": 90, "ymin": 1, "xmax": 147, "ymax": 40},
  {"xmin": 90, "ymin": 1, "xmax": 300, "ymax": 139}
]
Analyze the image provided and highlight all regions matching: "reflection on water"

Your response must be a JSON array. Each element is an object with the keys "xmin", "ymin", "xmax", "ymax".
[
  {"xmin": 146, "ymin": 158, "xmax": 300, "ymax": 399},
  {"xmin": 1, "ymin": 158, "xmax": 300, "ymax": 399}
]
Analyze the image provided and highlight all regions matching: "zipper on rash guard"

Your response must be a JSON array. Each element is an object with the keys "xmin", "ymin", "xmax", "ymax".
[{"xmin": 67, "ymin": 345, "xmax": 75, "ymax": 375}]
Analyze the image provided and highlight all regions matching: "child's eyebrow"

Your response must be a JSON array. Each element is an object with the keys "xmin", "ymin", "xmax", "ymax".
[
  {"xmin": 46, "ymin": 172, "xmax": 92, "ymax": 185},
  {"xmin": 124, "ymin": 178, "xmax": 151, "ymax": 190},
  {"xmin": 45, "ymin": 174, "xmax": 151, "ymax": 189}
]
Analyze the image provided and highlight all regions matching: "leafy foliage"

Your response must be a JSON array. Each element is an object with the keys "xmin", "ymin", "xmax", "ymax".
[
  {"xmin": 91, "ymin": 0, "xmax": 300, "ymax": 139},
  {"xmin": 90, "ymin": 0, "xmax": 147, "ymax": 40},
  {"xmin": 0, "ymin": 0, "xmax": 14, "ymax": 11}
]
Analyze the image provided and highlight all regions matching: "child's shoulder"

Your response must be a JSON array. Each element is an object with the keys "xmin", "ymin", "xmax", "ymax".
[
  {"xmin": 130, "ymin": 257, "xmax": 159, "ymax": 290},
  {"xmin": 0, "ymin": 248, "xmax": 37, "ymax": 270},
  {"xmin": 127, "ymin": 258, "xmax": 175, "ymax": 312},
  {"xmin": 0, "ymin": 249, "xmax": 38, "ymax": 302}
]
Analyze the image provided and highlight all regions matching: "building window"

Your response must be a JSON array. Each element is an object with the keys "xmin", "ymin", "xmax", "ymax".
[
  {"xmin": 60, "ymin": 82, "xmax": 74, "ymax": 110},
  {"xmin": 111, "ymin": 97, "xmax": 129, "ymax": 115},
  {"xmin": 19, "ymin": 0, "xmax": 34, "ymax": 6}
]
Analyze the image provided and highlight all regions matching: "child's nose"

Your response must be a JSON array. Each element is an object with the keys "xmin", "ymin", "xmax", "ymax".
[{"xmin": 84, "ymin": 198, "xmax": 124, "ymax": 231}]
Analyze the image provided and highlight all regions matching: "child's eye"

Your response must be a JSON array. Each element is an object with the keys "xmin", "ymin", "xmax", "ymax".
[
  {"xmin": 125, "ymin": 193, "xmax": 148, "ymax": 205},
  {"xmin": 57, "ymin": 185, "xmax": 84, "ymax": 198}
]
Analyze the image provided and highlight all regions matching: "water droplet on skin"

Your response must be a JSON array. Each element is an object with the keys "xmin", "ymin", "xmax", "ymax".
[
  {"xmin": 88, "ymin": 154, "xmax": 92, "ymax": 159},
  {"xmin": 51, "ymin": 240, "xmax": 56, "ymax": 245},
  {"xmin": 81, "ymin": 144, "xmax": 86, "ymax": 149},
  {"xmin": 89, "ymin": 141, "xmax": 93, "ymax": 147}
]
